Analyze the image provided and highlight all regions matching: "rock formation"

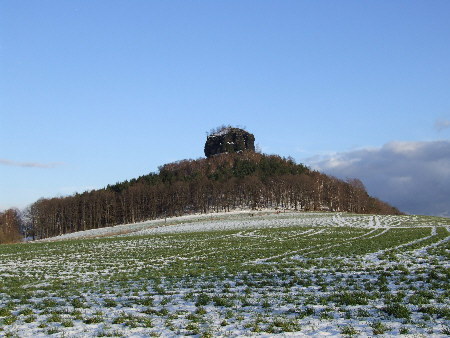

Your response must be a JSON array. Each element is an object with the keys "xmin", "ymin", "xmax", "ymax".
[{"xmin": 204, "ymin": 126, "xmax": 255, "ymax": 158}]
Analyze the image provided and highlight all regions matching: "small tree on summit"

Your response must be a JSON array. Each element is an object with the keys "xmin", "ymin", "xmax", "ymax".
[{"xmin": 204, "ymin": 126, "xmax": 255, "ymax": 158}]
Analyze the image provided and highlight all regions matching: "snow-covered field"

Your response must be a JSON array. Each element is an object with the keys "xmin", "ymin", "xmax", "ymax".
[
  {"xmin": 40, "ymin": 209, "xmax": 450, "ymax": 240},
  {"xmin": 1, "ymin": 211, "xmax": 449, "ymax": 337}
]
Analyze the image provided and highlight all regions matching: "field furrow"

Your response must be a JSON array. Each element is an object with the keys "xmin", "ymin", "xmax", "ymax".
[{"xmin": 0, "ymin": 211, "xmax": 449, "ymax": 337}]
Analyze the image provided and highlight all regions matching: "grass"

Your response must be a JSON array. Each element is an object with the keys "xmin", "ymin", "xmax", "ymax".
[
  {"xmin": 340, "ymin": 325, "xmax": 359, "ymax": 336},
  {"xmin": 383, "ymin": 303, "xmax": 412, "ymax": 319},
  {"xmin": 371, "ymin": 321, "xmax": 391, "ymax": 335},
  {"xmin": 0, "ymin": 212, "xmax": 448, "ymax": 336}
]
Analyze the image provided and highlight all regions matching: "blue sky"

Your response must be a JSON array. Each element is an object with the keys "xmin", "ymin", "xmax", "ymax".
[{"xmin": 1, "ymin": 1, "xmax": 449, "ymax": 216}]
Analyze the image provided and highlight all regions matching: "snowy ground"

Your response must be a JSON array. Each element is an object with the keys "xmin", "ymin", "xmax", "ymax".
[
  {"xmin": 40, "ymin": 209, "xmax": 450, "ymax": 240},
  {"xmin": 1, "ymin": 211, "xmax": 449, "ymax": 337}
]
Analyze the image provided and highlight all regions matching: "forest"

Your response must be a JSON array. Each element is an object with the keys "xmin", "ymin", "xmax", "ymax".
[
  {"xmin": 0, "ymin": 208, "xmax": 23, "ymax": 243},
  {"xmin": 10, "ymin": 151, "xmax": 401, "ymax": 241}
]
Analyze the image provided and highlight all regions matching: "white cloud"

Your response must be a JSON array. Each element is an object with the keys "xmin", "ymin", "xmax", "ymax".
[
  {"xmin": 0, "ymin": 159, "xmax": 62, "ymax": 168},
  {"xmin": 434, "ymin": 118, "xmax": 450, "ymax": 132},
  {"xmin": 306, "ymin": 140, "xmax": 450, "ymax": 217},
  {"xmin": 385, "ymin": 141, "xmax": 422, "ymax": 155}
]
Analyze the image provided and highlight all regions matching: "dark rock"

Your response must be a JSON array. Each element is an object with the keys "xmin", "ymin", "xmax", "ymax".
[{"xmin": 204, "ymin": 127, "xmax": 255, "ymax": 158}]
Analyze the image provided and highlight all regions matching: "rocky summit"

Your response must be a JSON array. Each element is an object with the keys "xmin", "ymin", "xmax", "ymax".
[{"xmin": 204, "ymin": 126, "xmax": 255, "ymax": 158}]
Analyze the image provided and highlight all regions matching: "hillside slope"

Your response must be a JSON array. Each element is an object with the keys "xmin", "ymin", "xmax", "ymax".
[{"xmin": 27, "ymin": 152, "xmax": 401, "ymax": 240}]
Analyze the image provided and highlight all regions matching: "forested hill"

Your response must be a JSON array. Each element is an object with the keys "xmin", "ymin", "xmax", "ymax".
[{"xmin": 26, "ymin": 151, "xmax": 401, "ymax": 240}]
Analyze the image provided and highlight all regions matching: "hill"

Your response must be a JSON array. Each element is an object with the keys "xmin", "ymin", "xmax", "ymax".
[{"xmin": 26, "ymin": 150, "xmax": 401, "ymax": 240}]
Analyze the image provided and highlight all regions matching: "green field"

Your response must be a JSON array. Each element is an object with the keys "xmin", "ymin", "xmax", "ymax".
[{"xmin": 0, "ymin": 212, "xmax": 449, "ymax": 336}]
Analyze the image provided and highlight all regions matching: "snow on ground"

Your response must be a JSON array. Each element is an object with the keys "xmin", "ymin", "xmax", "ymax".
[
  {"xmin": 38, "ymin": 209, "xmax": 259, "ymax": 241},
  {"xmin": 40, "ymin": 209, "xmax": 448, "ymax": 242},
  {"xmin": 1, "ymin": 211, "xmax": 449, "ymax": 337}
]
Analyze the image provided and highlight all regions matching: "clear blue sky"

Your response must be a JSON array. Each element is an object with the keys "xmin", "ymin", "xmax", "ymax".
[{"xmin": 1, "ymin": 1, "xmax": 450, "ymax": 216}]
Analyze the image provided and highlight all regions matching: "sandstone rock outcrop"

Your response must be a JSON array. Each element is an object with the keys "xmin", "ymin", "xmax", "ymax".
[{"xmin": 204, "ymin": 127, "xmax": 255, "ymax": 158}]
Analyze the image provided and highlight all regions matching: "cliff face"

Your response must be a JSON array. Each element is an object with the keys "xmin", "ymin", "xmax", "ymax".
[{"xmin": 204, "ymin": 127, "xmax": 255, "ymax": 158}]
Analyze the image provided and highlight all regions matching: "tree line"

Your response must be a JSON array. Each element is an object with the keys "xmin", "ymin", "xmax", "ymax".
[
  {"xmin": 17, "ymin": 152, "xmax": 401, "ymax": 240},
  {"xmin": 0, "ymin": 208, "xmax": 23, "ymax": 244}
]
